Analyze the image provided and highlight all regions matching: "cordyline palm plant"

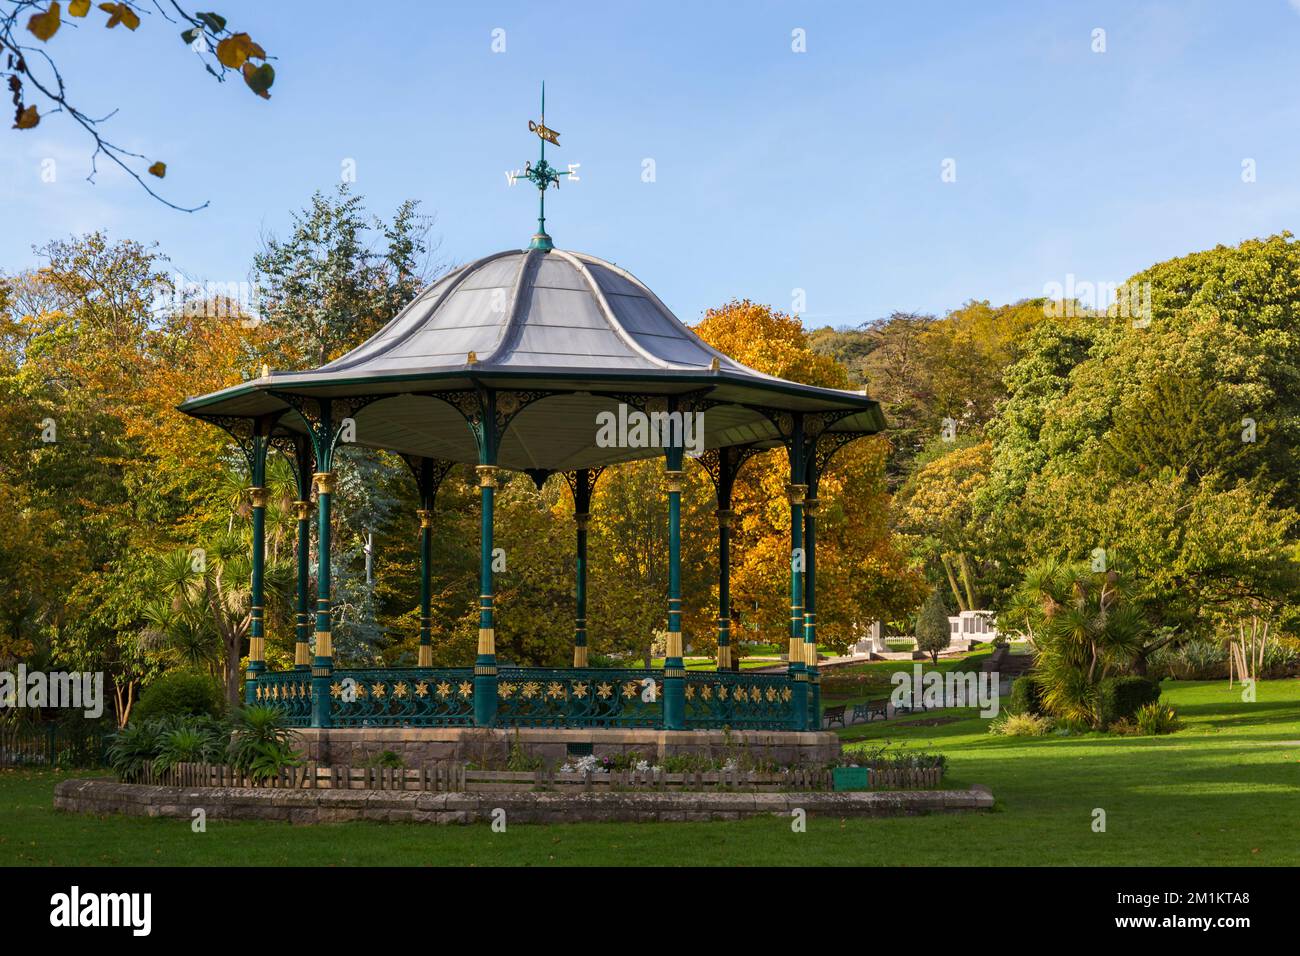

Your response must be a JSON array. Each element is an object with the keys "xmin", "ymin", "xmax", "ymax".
[
  {"xmin": 1005, "ymin": 559, "xmax": 1146, "ymax": 726},
  {"xmin": 140, "ymin": 535, "xmax": 292, "ymax": 709}
]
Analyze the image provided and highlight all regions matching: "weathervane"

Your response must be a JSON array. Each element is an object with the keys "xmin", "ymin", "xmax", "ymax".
[{"xmin": 519, "ymin": 82, "xmax": 576, "ymax": 251}]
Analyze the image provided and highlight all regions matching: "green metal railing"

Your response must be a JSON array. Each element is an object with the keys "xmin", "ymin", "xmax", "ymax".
[
  {"xmin": 255, "ymin": 666, "xmax": 802, "ymax": 731},
  {"xmin": 0, "ymin": 722, "xmax": 109, "ymax": 767},
  {"xmin": 684, "ymin": 671, "xmax": 798, "ymax": 730},
  {"xmin": 496, "ymin": 668, "xmax": 665, "ymax": 728}
]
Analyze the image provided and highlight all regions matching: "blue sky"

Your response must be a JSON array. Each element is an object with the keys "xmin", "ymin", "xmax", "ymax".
[{"xmin": 5, "ymin": 0, "xmax": 1300, "ymax": 327}]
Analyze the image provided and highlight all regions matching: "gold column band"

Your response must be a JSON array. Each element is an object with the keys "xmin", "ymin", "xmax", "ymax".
[
  {"xmin": 664, "ymin": 469, "xmax": 685, "ymax": 494},
  {"xmin": 786, "ymin": 483, "xmax": 807, "ymax": 505},
  {"xmin": 476, "ymin": 465, "xmax": 499, "ymax": 489},
  {"xmin": 417, "ymin": 508, "xmax": 433, "ymax": 529},
  {"xmin": 248, "ymin": 636, "xmax": 265, "ymax": 661},
  {"xmin": 418, "ymin": 644, "xmax": 433, "ymax": 667},
  {"xmin": 717, "ymin": 645, "xmax": 731, "ymax": 669},
  {"xmin": 804, "ymin": 498, "xmax": 820, "ymax": 516},
  {"xmin": 294, "ymin": 641, "xmax": 311, "ymax": 666},
  {"xmin": 295, "ymin": 500, "xmax": 311, "ymax": 521},
  {"xmin": 315, "ymin": 631, "xmax": 333, "ymax": 658},
  {"xmin": 666, "ymin": 631, "xmax": 683, "ymax": 658},
  {"xmin": 477, "ymin": 627, "xmax": 496, "ymax": 656},
  {"xmin": 715, "ymin": 508, "xmax": 734, "ymax": 528},
  {"xmin": 574, "ymin": 512, "xmax": 590, "ymax": 530},
  {"xmin": 249, "ymin": 486, "xmax": 269, "ymax": 508},
  {"xmin": 789, "ymin": 637, "xmax": 804, "ymax": 663},
  {"xmin": 573, "ymin": 645, "xmax": 588, "ymax": 667},
  {"xmin": 313, "ymin": 472, "xmax": 336, "ymax": 495}
]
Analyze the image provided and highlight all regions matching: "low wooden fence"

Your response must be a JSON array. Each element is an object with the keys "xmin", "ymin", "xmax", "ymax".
[
  {"xmin": 132, "ymin": 761, "xmax": 942, "ymax": 793},
  {"xmin": 870, "ymin": 767, "xmax": 943, "ymax": 788}
]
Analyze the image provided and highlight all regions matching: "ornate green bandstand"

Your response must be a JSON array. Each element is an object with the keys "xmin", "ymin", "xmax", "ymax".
[{"xmin": 179, "ymin": 95, "xmax": 884, "ymax": 736}]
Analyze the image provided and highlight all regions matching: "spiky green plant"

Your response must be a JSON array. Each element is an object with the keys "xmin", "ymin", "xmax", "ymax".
[
  {"xmin": 1011, "ymin": 560, "xmax": 1147, "ymax": 727},
  {"xmin": 227, "ymin": 705, "xmax": 302, "ymax": 782}
]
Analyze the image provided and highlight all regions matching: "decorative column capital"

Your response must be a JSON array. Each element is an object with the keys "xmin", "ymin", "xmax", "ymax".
[
  {"xmin": 312, "ymin": 471, "xmax": 336, "ymax": 495},
  {"xmin": 786, "ymin": 483, "xmax": 807, "ymax": 505},
  {"xmin": 294, "ymin": 500, "xmax": 312, "ymax": 521},
  {"xmin": 416, "ymin": 508, "xmax": 433, "ymax": 529},
  {"xmin": 476, "ymin": 465, "xmax": 499, "ymax": 489},
  {"xmin": 715, "ymin": 508, "xmax": 735, "ymax": 529},
  {"xmin": 804, "ymin": 498, "xmax": 820, "ymax": 516},
  {"xmin": 574, "ymin": 511, "xmax": 590, "ymax": 530},
  {"xmin": 248, "ymin": 486, "xmax": 269, "ymax": 509},
  {"xmin": 664, "ymin": 469, "xmax": 685, "ymax": 494}
]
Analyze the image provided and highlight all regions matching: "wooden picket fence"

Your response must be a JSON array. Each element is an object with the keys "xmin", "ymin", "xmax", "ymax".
[
  {"xmin": 134, "ymin": 761, "xmax": 944, "ymax": 792},
  {"xmin": 870, "ymin": 767, "xmax": 943, "ymax": 788},
  {"xmin": 135, "ymin": 762, "xmax": 857, "ymax": 792}
]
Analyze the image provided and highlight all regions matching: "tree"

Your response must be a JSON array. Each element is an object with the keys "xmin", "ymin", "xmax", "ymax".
[
  {"xmin": 914, "ymin": 590, "xmax": 950, "ymax": 664},
  {"xmin": 253, "ymin": 185, "xmax": 435, "ymax": 368},
  {"xmin": 3, "ymin": 1, "xmax": 275, "ymax": 209},
  {"xmin": 692, "ymin": 299, "xmax": 926, "ymax": 652},
  {"xmin": 143, "ymin": 537, "xmax": 291, "ymax": 708},
  {"xmin": 1004, "ymin": 561, "xmax": 1146, "ymax": 726}
]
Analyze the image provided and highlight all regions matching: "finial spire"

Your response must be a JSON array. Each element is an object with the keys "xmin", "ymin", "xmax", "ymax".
[{"xmin": 522, "ymin": 82, "xmax": 569, "ymax": 251}]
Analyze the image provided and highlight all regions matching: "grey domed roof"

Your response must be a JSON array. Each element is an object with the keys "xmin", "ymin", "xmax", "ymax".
[
  {"xmin": 321, "ymin": 247, "xmax": 770, "ymax": 377},
  {"xmin": 179, "ymin": 246, "xmax": 885, "ymax": 471}
]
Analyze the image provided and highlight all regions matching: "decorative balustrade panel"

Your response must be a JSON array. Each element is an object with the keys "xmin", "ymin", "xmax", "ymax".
[
  {"xmin": 254, "ymin": 667, "xmax": 799, "ymax": 730},
  {"xmin": 683, "ymin": 672, "xmax": 797, "ymax": 730},
  {"xmin": 496, "ymin": 668, "xmax": 665, "ymax": 728},
  {"xmin": 328, "ymin": 668, "xmax": 476, "ymax": 727},
  {"xmin": 255, "ymin": 672, "xmax": 313, "ymax": 726}
]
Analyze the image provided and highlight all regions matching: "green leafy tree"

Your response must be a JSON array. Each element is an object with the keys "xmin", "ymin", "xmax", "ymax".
[{"xmin": 914, "ymin": 591, "xmax": 951, "ymax": 663}]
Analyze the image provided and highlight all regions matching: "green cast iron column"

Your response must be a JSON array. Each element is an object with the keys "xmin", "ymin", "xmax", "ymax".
[
  {"xmin": 787, "ymin": 481, "xmax": 808, "ymax": 731},
  {"xmin": 804, "ymin": 498, "xmax": 820, "ymax": 726},
  {"xmin": 663, "ymin": 444, "xmax": 686, "ymax": 730},
  {"xmin": 574, "ymin": 510, "xmax": 589, "ymax": 666},
  {"xmin": 474, "ymin": 464, "xmax": 499, "ymax": 725},
  {"xmin": 786, "ymin": 416, "xmax": 808, "ymax": 731},
  {"xmin": 293, "ymin": 499, "xmax": 311, "ymax": 670},
  {"xmin": 716, "ymin": 508, "xmax": 734, "ymax": 670},
  {"xmin": 417, "ymin": 508, "xmax": 433, "ymax": 666},
  {"xmin": 244, "ymin": 434, "xmax": 270, "ymax": 705},
  {"xmin": 310, "ymin": 467, "xmax": 336, "ymax": 727}
]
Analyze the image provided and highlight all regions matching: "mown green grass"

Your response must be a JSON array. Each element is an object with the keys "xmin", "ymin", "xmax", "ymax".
[{"xmin": 1, "ymin": 680, "xmax": 1295, "ymax": 866}]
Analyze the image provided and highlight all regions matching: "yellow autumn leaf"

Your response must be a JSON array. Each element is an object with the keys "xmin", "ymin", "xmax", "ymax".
[
  {"xmin": 15, "ymin": 105, "xmax": 40, "ymax": 129},
  {"xmin": 99, "ymin": 2, "xmax": 139, "ymax": 30},
  {"xmin": 69, "ymin": 0, "xmax": 90, "ymax": 16},
  {"xmin": 148, "ymin": 161, "xmax": 166, "ymax": 178},
  {"xmin": 27, "ymin": 3, "xmax": 62, "ymax": 42},
  {"xmin": 216, "ymin": 33, "xmax": 265, "ymax": 69}
]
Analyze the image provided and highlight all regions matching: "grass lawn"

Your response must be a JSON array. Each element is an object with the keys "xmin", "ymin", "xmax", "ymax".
[{"xmin": 1, "ymin": 680, "xmax": 1296, "ymax": 866}]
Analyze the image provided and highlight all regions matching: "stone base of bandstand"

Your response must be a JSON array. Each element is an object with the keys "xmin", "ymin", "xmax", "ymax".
[
  {"xmin": 54, "ymin": 778, "xmax": 994, "ymax": 825},
  {"xmin": 299, "ymin": 727, "xmax": 841, "ymax": 768}
]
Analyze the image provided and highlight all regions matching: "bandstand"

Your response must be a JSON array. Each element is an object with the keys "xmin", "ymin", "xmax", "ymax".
[{"xmin": 178, "ymin": 96, "xmax": 884, "ymax": 751}]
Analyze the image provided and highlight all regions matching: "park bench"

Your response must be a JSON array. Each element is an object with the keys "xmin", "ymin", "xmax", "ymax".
[
  {"xmin": 822, "ymin": 704, "xmax": 848, "ymax": 728},
  {"xmin": 851, "ymin": 699, "xmax": 890, "ymax": 723}
]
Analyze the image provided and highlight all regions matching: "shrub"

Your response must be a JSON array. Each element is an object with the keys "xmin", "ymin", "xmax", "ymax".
[
  {"xmin": 133, "ymin": 671, "xmax": 224, "ymax": 724},
  {"xmin": 1008, "ymin": 676, "xmax": 1044, "ymax": 716},
  {"xmin": 839, "ymin": 745, "xmax": 946, "ymax": 772},
  {"xmin": 363, "ymin": 750, "xmax": 405, "ymax": 769},
  {"xmin": 989, "ymin": 712, "xmax": 1053, "ymax": 737},
  {"xmin": 154, "ymin": 718, "xmax": 227, "ymax": 772},
  {"xmin": 227, "ymin": 705, "xmax": 302, "ymax": 782},
  {"xmin": 1098, "ymin": 675, "xmax": 1161, "ymax": 727},
  {"xmin": 1135, "ymin": 701, "xmax": 1181, "ymax": 736},
  {"xmin": 106, "ymin": 720, "xmax": 168, "ymax": 781}
]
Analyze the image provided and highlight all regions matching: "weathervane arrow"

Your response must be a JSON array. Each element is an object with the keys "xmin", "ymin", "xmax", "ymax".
[{"xmin": 529, "ymin": 119, "xmax": 561, "ymax": 146}]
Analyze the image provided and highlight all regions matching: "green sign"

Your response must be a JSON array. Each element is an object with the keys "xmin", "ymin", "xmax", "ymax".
[{"xmin": 832, "ymin": 767, "xmax": 870, "ymax": 791}]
